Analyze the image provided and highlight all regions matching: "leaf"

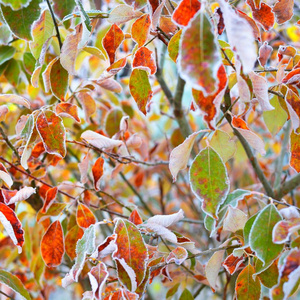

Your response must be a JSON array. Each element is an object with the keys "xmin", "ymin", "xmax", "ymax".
[
  {"xmin": 102, "ymin": 24, "xmax": 124, "ymax": 64},
  {"xmin": 219, "ymin": 0, "xmax": 256, "ymax": 73},
  {"xmin": 179, "ymin": 288, "xmax": 194, "ymax": 300},
  {"xmin": 0, "ymin": 94, "xmax": 31, "ymax": 109},
  {"xmin": 179, "ymin": 11, "xmax": 221, "ymax": 95},
  {"xmin": 246, "ymin": 0, "xmax": 275, "ymax": 31},
  {"xmin": 0, "ymin": 170, "xmax": 13, "ymax": 188},
  {"xmin": 273, "ymin": 218, "xmax": 300, "ymax": 244},
  {"xmin": 131, "ymin": 14, "xmax": 151, "ymax": 48},
  {"xmin": 62, "ymin": 225, "xmax": 96, "ymax": 287},
  {"xmin": 97, "ymin": 78, "xmax": 122, "ymax": 93},
  {"xmin": 41, "ymin": 186, "xmax": 57, "ymax": 213},
  {"xmin": 84, "ymin": 262, "xmax": 109, "ymax": 300},
  {"xmin": 166, "ymin": 282, "xmax": 180, "ymax": 298},
  {"xmin": 166, "ymin": 247, "xmax": 188, "ymax": 265},
  {"xmin": 172, "ymin": 0, "xmax": 201, "ymax": 27},
  {"xmin": 128, "ymin": 210, "xmax": 143, "ymax": 225},
  {"xmin": 189, "ymin": 146, "xmax": 230, "ymax": 219},
  {"xmin": 249, "ymin": 72, "xmax": 274, "ymax": 111},
  {"xmin": 81, "ymin": 130, "xmax": 123, "ymax": 149},
  {"xmin": 290, "ymin": 130, "xmax": 300, "ymax": 173},
  {"xmin": 0, "ymin": 0, "xmax": 42, "ymax": 40},
  {"xmin": 78, "ymin": 152, "xmax": 89, "ymax": 184},
  {"xmin": 129, "ymin": 68, "xmax": 153, "ymax": 114},
  {"xmin": 249, "ymin": 204, "xmax": 284, "ymax": 265},
  {"xmin": 65, "ymin": 225, "xmax": 84, "ymax": 260},
  {"xmin": 42, "ymin": 57, "xmax": 58, "ymax": 92},
  {"xmin": 102, "ymin": 289, "xmax": 139, "ymax": 300},
  {"xmin": 258, "ymin": 41, "xmax": 273, "ymax": 67},
  {"xmin": 263, "ymin": 96, "xmax": 288, "ymax": 135},
  {"xmin": 76, "ymin": 203, "xmax": 96, "ymax": 229},
  {"xmin": 0, "ymin": 270, "xmax": 31, "ymax": 300},
  {"xmin": 113, "ymin": 219, "xmax": 148, "ymax": 291},
  {"xmin": 0, "ymin": 202, "xmax": 24, "ymax": 253},
  {"xmin": 41, "ymin": 220, "xmax": 64, "ymax": 267},
  {"xmin": 36, "ymin": 203, "xmax": 67, "ymax": 223},
  {"xmin": 91, "ymin": 234, "xmax": 117, "ymax": 260},
  {"xmin": 60, "ymin": 24, "xmax": 83, "ymax": 75},
  {"xmin": 223, "ymin": 206, "xmax": 248, "ymax": 232},
  {"xmin": 235, "ymin": 265, "xmax": 261, "ymax": 300},
  {"xmin": 36, "ymin": 110, "xmax": 66, "ymax": 158},
  {"xmin": 210, "ymin": 130, "xmax": 236, "ymax": 162},
  {"xmin": 167, "ymin": 29, "xmax": 182, "ymax": 63},
  {"xmin": 107, "ymin": 4, "xmax": 143, "ymax": 25},
  {"xmin": 169, "ymin": 130, "xmax": 205, "ymax": 181},
  {"xmin": 105, "ymin": 108, "xmax": 123, "ymax": 137},
  {"xmin": 50, "ymin": 59, "xmax": 69, "ymax": 100},
  {"xmin": 284, "ymin": 88, "xmax": 300, "ymax": 131},
  {"xmin": 56, "ymin": 102, "xmax": 81, "ymax": 123},
  {"xmin": 92, "ymin": 157, "xmax": 104, "ymax": 191},
  {"xmin": 29, "ymin": 10, "xmax": 54, "ymax": 60},
  {"xmin": 53, "ymin": 0, "xmax": 76, "ymax": 20},
  {"xmin": 232, "ymin": 116, "xmax": 266, "ymax": 156},
  {"xmin": 77, "ymin": 92, "xmax": 96, "ymax": 122},
  {"xmin": 132, "ymin": 47, "xmax": 156, "ymax": 75},
  {"xmin": 244, "ymin": 213, "xmax": 258, "ymax": 246},
  {"xmin": 5, "ymin": 186, "xmax": 36, "ymax": 205},
  {"xmin": 257, "ymin": 258, "xmax": 279, "ymax": 288},
  {"xmin": 223, "ymin": 253, "xmax": 245, "ymax": 275},
  {"xmin": 0, "ymin": 45, "xmax": 15, "ymax": 65},
  {"xmin": 192, "ymin": 64, "xmax": 228, "ymax": 129},
  {"xmin": 147, "ymin": 209, "xmax": 184, "ymax": 227},
  {"xmin": 272, "ymin": 0, "xmax": 294, "ymax": 24},
  {"xmin": 123, "ymin": 0, "xmax": 147, "ymax": 10}
]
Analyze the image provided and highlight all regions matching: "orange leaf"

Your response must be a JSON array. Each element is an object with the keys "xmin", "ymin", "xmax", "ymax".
[
  {"xmin": 92, "ymin": 157, "xmax": 104, "ymax": 191},
  {"xmin": 76, "ymin": 203, "xmax": 96, "ymax": 229},
  {"xmin": 0, "ymin": 202, "xmax": 24, "ymax": 253},
  {"xmin": 223, "ymin": 253, "xmax": 245, "ymax": 275},
  {"xmin": 131, "ymin": 14, "xmax": 151, "ymax": 47},
  {"xmin": 31, "ymin": 141, "xmax": 45, "ymax": 158},
  {"xmin": 236, "ymin": 10, "xmax": 261, "ymax": 42},
  {"xmin": 41, "ymin": 187, "xmax": 58, "ymax": 214},
  {"xmin": 128, "ymin": 209, "xmax": 143, "ymax": 225},
  {"xmin": 290, "ymin": 130, "xmax": 300, "ymax": 173},
  {"xmin": 65, "ymin": 225, "xmax": 84, "ymax": 260},
  {"xmin": 56, "ymin": 102, "xmax": 81, "ymax": 123},
  {"xmin": 132, "ymin": 47, "xmax": 156, "ymax": 75},
  {"xmin": 172, "ymin": 0, "xmax": 201, "ymax": 27},
  {"xmin": 258, "ymin": 42, "xmax": 273, "ymax": 67},
  {"xmin": 103, "ymin": 24, "xmax": 124, "ymax": 65},
  {"xmin": 41, "ymin": 220, "xmax": 64, "ymax": 267}
]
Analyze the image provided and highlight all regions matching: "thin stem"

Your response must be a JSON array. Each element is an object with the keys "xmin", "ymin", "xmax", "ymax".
[
  {"xmin": 0, "ymin": 290, "xmax": 14, "ymax": 299},
  {"xmin": 0, "ymin": 126, "xmax": 20, "ymax": 162},
  {"xmin": 221, "ymin": 48, "xmax": 235, "ymax": 70},
  {"xmin": 46, "ymin": 0, "xmax": 63, "ymax": 49},
  {"xmin": 98, "ymin": 190, "xmax": 132, "ymax": 213}
]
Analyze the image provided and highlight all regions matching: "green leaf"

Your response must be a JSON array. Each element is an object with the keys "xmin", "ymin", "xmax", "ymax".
[
  {"xmin": 249, "ymin": 204, "xmax": 284, "ymax": 265},
  {"xmin": 243, "ymin": 213, "xmax": 258, "ymax": 246},
  {"xmin": 0, "ymin": 23, "xmax": 12, "ymax": 44},
  {"xmin": 179, "ymin": 11, "xmax": 221, "ymax": 95},
  {"xmin": 36, "ymin": 110, "xmax": 66, "ymax": 158},
  {"xmin": 166, "ymin": 282, "xmax": 180, "ymax": 298},
  {"xmin": 30, "ymin": 10, "xmax": 54, "ymax": 60},
  {"xmin": 235, "ymin": 265, "xmax": 261, "ymax": 300},
  {"xmin": 179, "ymin": 288, "xmax": 194, "ymax": 300},
  {"xmin": 168, "ymin": 29, "xmax": 182, "ymax": 63},
  {"xmin": 23, "ymin": 52, "xmax": 36, "ymax": 75},
  {"xmin": 189, "ymin": 146, "xmax": 230, "ymax": 219},
  {"xmin": 0, "ymin": 45, "xmax": 15, "ymax": 65},
  {"xmin": 50, "ymin": 59, "xmax": 69, "ymax": 101},
  {"xmin": 129, "ymin": 68, "xmax": 153, "ymax": 115},
  {"xmin": 0, "ymin": 270, "xmax": 31, "ymax": 300},
  {"xmin": 0, "ymin": 0, "xmax": 31, "ymax": 10},
  {"xmin": 105, "ymin": 108, "xmax": 123, "ymax": 137},
  {"xmin": 53, "ymin": 0, "xmax": 76, "ymax": 20},
  {"xmin": 257, "ymin": 258, "xmax": 279, "ymax": 288},
  {"xmin": 1, "ymin": 0, "xmax": 42, "ymax": 40}
]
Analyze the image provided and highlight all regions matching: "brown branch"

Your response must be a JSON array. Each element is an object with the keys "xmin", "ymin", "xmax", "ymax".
[{"xmin": 0, "ymin": 126, "xmax": 20, "ymax": 162}]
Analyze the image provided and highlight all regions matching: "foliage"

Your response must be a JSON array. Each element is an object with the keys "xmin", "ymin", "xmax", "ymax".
[{"xmin": 0, "ymin": 0, "xmax": 300, "ymax": 299}]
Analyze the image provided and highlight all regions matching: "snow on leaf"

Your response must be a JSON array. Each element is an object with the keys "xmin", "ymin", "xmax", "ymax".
[
  {"xmin": 36, "ymin": 110, "xmax": 66, "ymax": 158},
  {"xmin": 166, "ymin": 247, "xmax": 188, "ymax": 265},
  {"xmin": 218, "ymin": 0, "xmax": 257, "ymax": 73},
  {"xmin": 249, "ymin": 71, "xmax": 274, "ymax": 111},
  {"xmin": 81, "ymin": 130, "xmax": 123, "ymax": 149},
  {"xmin": 179, "ymin": 11, "xmax": 221, "ymax": 95},
  {"xmin": 189, "ymin": 147, "xmax": 230, "ymax": 219},
  {"xmin": 273, "ymin": 218, "xmax": 300, "ymax": 244},
  {"xmin": 0, "ymin": 170, "xmax": 13, "ymax": 188},
  {"xmin": 0, "ymin": 202, "xmax": 24, "ymax": 253},
  {"xmin": 147, "ymin": 209, "xmax": 184, "ymax": 227},
  {"xmin": 169, "ymin": 130, "xmax": 206, "ymax": 181},
  {"xmin": 272, "ymin": 0, "xmax": 294, "ymax": 24},
  {"xmin": 40, "ymin": 220, "xmax": 64, "ymax": 267},
  {"xmin": 112, "ymin": 219, "xmax": 148, "ymax": 292}
]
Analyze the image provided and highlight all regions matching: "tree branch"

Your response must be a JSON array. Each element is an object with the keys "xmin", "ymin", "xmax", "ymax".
[
  {"xmin": 0, "ymin": 126, "xmax": 20, "ymax": 162},
  {"xmin": 275, "ymin": 174, "xmax": 300, "ymax": 199}
]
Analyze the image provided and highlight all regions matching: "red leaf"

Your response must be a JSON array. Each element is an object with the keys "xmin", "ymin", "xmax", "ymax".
[
  {"xmin": 128, "ymin": 209, "xmax": 143, "ymax": 225},
  {"xmin": 103, "ymin": 289, "xmax": 138, "ymax": 300},
  {"xmin": 131, "ymin": 14, "xmax": 151, "ymax": 47},
  {"xmin": 132, "ymin": 47, "xmax": 156, "ymax": 75},
  {"xmin": 65, "ymin": 225, "xmax": 84, "ymax": 260},
  {"xmin": 36, "ymin": 110, "xmax": 66, "ymax": 158},
  {"xmin": 215, "ymin": 7, "xmax": 225, "ymax": 35},
  {"xmin": 31, "ymin": 141, "xmax": 45, "ymax": 158},
  {"xmin": 41, "ymin": 220, "xmax": 64, "ymax": 267},
  {"xmin": 92, "ymin": 157, "xmax": 104, "ymax": 191},
  {"xmin": 56, "ymin": 102, "xmax": 81, "ymax": 123},
  {"xmin": 223, "ymin": 253, "xmax": 245, "ymax": 275},
  {"xmin": 247, "ymin": 0, "xmax": 275, "ymax": 31},
  {"xmin": 93, "ymin": 234, "xmax": 116, "ymax": 260},
  {"xmin": 172, "ymin": 0, "xmax": 201, "ymax": 27},
  {"xmin": 41, "ymin": 187, "xmax": 58, "ymax": 214},
  {"xmin": 272, "ymin": 0, "xmax": 294, "ymax": 24},
  {"xmin": 166, "ymin": 246, "xmax": 188, "ymax": 265},
  {"xmin": 0, "ymin": 202, "xmax": 24, "ymax": 253},
  {"xmin": 76, "ymin": 203, "xmax": 96, "ymax": 229},
  {"xmin": 103, "ymin": 24, "xmax": 124, "ymax": 65},
  {"xmin": 282, "ymin": 68, "xmax": 300, "ymax": 85},
  {"xmin": 290, "ymin": 130, "xmax": 300, "ymax": 173}
]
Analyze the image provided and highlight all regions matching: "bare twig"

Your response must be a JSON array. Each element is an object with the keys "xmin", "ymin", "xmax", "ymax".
[{"xmin": 0, "ymin": 126, "xmax": 20, "ymax": 161}]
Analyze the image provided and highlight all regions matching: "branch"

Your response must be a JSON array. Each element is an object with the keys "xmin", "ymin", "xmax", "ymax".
[
  {"xmin": 0, "ymin": 126, "xmax": 20, "ymax": 162},
  {"xmin": 46, "ymin": 0, "xmax": 63, "ymax": 49},
  {"xmin": 275, "ymin": 173, "xmax": 300, "ymax": 199}
]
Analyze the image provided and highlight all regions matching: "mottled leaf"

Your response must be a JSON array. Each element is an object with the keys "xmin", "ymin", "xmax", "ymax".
[
  {"xmin": 290, "ymin": 130, "xmax": 300, "ymax": 173},
  {"xmin": 41, "ymin": 186, "xmax": 57, "ymax": 213},
  {"xmin": 50, "ymin": 59, "xmax": 69, "ymax": 100},
  {"xmin": 167, "ymin": 29, "xmax": 182, "ymax": 63},
  {"xmin": 223, "ymin": 253, "xmax": 245, "ymax": 275},
  {"xmin": 76, "ymin": 203, "xmax": 96, "ymax": 229},
  {"xmin": 4, "ymin": 186, "xmax": 35, "ymax": 205},
  {"xmin": 189, "ymin": 147, "xmax": 230, "ymax": 219},
  {"xmin": 36, "ymin": 110, "xmax": 66, "ymax": 158},
  {"xmin": 273, "ymin": 218, "xmax": 300, "ymax": 244},
  {"xmin": 166, "ymin": 247, "xmax": 188, "ymax": 265},
  {"xmin": 272, "ymin": 0, "xmax": 294, "ymax": 24},
  {"xmin": 81, "ymin": 130, "xmax": 123, "ymax": 149},
  {"xmin": 131, "ymin": 14, "xmax": 151, "ymax": 47},
  {"xmin": 132, "ymin": 47, "xmax": 156, "ymax": 75},
  {"xmin": 65, "ymin": 225, "xmax": 84, "ymax": 260},
  {"xmin": 56, "ymin": 102, "xmax": 81, "ymax": 123}
]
